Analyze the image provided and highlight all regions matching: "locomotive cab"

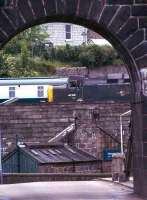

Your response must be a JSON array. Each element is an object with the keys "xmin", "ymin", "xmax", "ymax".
[
  {"xmin": 67, "ymin": 76, "xmax": 84, "ymax": 101},
  {"xmin": 49, "ymin": 76, "xmax": 84, "ymax": 103}
]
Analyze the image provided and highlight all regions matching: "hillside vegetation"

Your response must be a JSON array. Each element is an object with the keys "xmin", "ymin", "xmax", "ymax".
[{"xmin": 0, "ymin": 25, "xmax": 123, "ymax": 77}]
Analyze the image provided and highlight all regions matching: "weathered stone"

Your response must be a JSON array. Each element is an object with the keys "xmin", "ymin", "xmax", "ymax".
[
  {"xmin": 132, "ymin": 5, "xmax": 147, "ymax": 17},
  {"xmin": 29, "ymin": 0, "xmax": 45, "ymax": 18},
  {"xmin": 78, "ymin": 0, "xmax": 93, "ymax": 18},
  {"xmin": 44, "ymin": 0, "xmax": 56, "ymax": 16},
  {"xmin": 117, "ymin": 18, "xmax": 138, "ymax": 41},
  {"xmin": 64, "ymin": 0, "xmax": 78, "ymax": 16},
  {"xmin": 87, "ymin": 0, "xmax": 104, "ymax": 21},
  {"xmin": 106, "ymin": 0, "xmax": 133, "ymax": 4},
  {"xmin": 0, "ymin": 31, "xmax": 7, "ymax": 44},
  {"xmin": 139, "ymin": 17, "xmax": 147, "ymax": 29},
  {"xmin": 17, "ymin": 0, "xmax": 34, "ymax": 23},
  {"xmin": 124, "ymin": 29, "xmax": 144, "ymax": 50},
  {"xmin": 99, "ymin": 5, "xmax": 119, "ymax": 26},
  {"xmin": 143, "ymin": 157, "xmax": 147, "ymax": 169},
  {"xmin": 3, "ymin": 8, "xmax": 24, "ymax": 28},
  {"xmin": 136, "ymin": 55, "xmax": 147, "ymax": 68},
  {"xmin": 132, "ymin": 42, "xmax": 147, "ymax": 59},
  {"xmin": 135, "ymin": 0, "xmax": 147, "ymax": 3},
  {"xmin": 109, "ymin": 6, "xmax": 130, "ymax": 33},
  {"xmin": 0, "ymin": 11, "xmax": 15, "ymax": 35},
  {"xmin": 143, "ymin": 142, "xmax": 147, "ymax": 156}
]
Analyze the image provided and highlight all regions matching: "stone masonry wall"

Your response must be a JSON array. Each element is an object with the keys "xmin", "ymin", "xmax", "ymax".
[
  {"xmin": 0, "ymin": 102, "xmax": 130, "ymax": 160},
  {"xmin": 38, "ymin": 162, "xmax": 101, "ymax": 174}
]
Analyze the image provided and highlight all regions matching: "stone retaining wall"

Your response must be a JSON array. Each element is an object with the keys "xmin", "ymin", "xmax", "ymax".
[
  {"xmin": 0, "ymin": 102, "xmax": 130, "ymax": 159},
  {"xmin": 3, "ymin": 173, "xmax": 111, "ymax": 184}
]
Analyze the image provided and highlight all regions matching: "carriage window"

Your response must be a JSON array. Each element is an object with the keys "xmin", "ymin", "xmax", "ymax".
[
  {"xmin": 37, "ymin": 86, "xmax": 44, "ymax": 97},
  {"xmin": 69, "ymin": 80, "xmax": 81, "ymax": 88},
  {"xmin": 69, "ymin": 80, "xmax": 77, "ymax": 88},
  {"xmin": 9, "ymin": 87, "xmax": 15, "ymax": 98}
]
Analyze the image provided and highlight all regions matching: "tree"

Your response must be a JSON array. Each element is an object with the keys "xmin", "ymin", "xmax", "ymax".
[{"xmin": 2, "ymin": 24, "xmax": 50, "ymax": 77}]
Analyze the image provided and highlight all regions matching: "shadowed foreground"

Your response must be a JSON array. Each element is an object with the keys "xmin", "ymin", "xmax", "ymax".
[{"xmin": 0, "ymin": 181, "xmax": 143, "ymax": 200}]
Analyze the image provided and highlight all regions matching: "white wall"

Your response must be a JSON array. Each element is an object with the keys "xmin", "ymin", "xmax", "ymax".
[{"xmin": 47, "ymin": 23, "xmax": 87, "ymax": 46}]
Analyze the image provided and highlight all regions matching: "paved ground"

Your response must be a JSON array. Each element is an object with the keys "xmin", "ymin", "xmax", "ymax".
[{"xmin": 0, "ymin": 181, "xmax": 144, "ymax": 200}]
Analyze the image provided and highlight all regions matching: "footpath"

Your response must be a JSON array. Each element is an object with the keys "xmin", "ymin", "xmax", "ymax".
[{"xmin": 99, "ymin": 177, "xmax": 134, "ymax": 189}]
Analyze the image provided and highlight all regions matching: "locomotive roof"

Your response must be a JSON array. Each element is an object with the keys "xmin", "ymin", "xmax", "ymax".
[{"xmin": 0, "ymin": 77, "xmax": 68, "ymax": 86}]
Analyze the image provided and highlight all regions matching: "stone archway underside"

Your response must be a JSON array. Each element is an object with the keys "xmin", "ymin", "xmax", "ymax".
[{"xmin": 0, "ymin": 0, "xmax": 147, "ymax": 197}]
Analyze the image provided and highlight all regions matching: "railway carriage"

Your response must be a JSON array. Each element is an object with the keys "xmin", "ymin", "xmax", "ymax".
[{"xmin": 0, "ymin": 75, "xmax": 130, "ymax": 104}]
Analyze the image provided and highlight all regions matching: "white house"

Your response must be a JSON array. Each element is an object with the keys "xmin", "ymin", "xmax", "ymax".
[
  {"xmin": 46, "ymin": 23, "xmax": 111, "ymax": 47},
  {"xmin": 47, "ymin": 23, "xmax": 88, "ymax": 46}
]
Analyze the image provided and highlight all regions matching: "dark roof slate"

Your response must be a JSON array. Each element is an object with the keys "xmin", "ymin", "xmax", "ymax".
[{"xmin": 21, "ymin": 144, "xmax": 98, "ymax": 164}]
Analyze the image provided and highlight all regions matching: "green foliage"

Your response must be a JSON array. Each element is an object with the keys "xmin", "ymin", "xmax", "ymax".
[
  {"xmin": 1, "ymin": 24, "xmax": 123, "ymax": 77},
  {"xmin": 48, "ymin": 44, "xmax": 123, "ymax": 68}
]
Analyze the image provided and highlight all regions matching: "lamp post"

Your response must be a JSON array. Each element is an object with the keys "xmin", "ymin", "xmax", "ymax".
[{"xmin": 120, "ymin": 110, "xmax": 131, "ymax": 154}]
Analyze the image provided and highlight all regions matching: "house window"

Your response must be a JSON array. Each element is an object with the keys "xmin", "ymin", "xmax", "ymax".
[
  {"xmin": 37, "ymin": 86, "xmax": 44, "ymax": 97},
  {"xmin": 9, "ymin": 87, "xmax": 15, "ymax": 98},
  {"xmin": 65, "ymin": 24, "xmax": 71, "ymax": 40}
]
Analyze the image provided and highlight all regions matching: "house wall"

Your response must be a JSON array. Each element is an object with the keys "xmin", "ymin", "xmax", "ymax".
[{"xmin": 47, "ymin": 23, "xmax": 87, "ymax": 46}]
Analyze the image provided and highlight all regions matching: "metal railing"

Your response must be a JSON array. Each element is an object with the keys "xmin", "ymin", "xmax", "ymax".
[{"xmin": 48, "ymin": 123, "xmax": 75, "ymax": 144}]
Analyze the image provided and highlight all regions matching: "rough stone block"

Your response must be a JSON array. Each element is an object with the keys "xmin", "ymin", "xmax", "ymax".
[
  {"xmin": 29, "ymin": 0, "xmax": 45, "ymax": 18},
  {"xmin": 109, "ymin": 6, "xmax": 130, "ymax": 33},
  {"xmin": 64, "ymin": 0, "xmax": 78, "ymax": 16},
  {"xmin": 85, "ymin": 0, "xmax": 104, "ymax": 21},
  {"xmin": 143, "ymin": 157, "xmax": 147, "ymax": 169},
  {"xmin": 3, "ymin": 8, "xmax": 24, "ymax": 28},
  {"xmin": 139, "ymin": 17, "xmax": 147, "ymax": 29},
  {"xmin": 117, "ymin": 17, "xmax": 138, "ymax": 41},
  {"xmin": 136, "ymin": 54, "xmax": 147, "ymax": 68},
  {"xmin": 132, "ymin": 42, "xmax": 147, "ymax": 59},
  {"xmin": 17, "ymin": 0, "xmax": 34, "ymax": 22},
  {"xmin": 0, "ymin": 31, "xmax": 7, "ymax": 44},
  {"xmin": 143, "ymin": 142, "xmax": 147, "ymax": 156},
  {"xmin": 0, "ymin": 11, "xmax": 15, "ymax": 35},
  {"xmin": 106, "ymin": 0, "xmax": 133, "ymax": 4},
  {"xmin": 124, "ymin": 29, "xmax": 144, "ymax": 50},
  {"xmin": 99, "ymin": 5, "xmax": 119, "ymax": 26},
  {"xmin": 143, "ymin": 130, "xmax": 147, "ymax": 141},
  {"xmin": 132, "ymin": 5, "xmax": 147, "ymax": 16},
  {"xmin": 78, "ymin": 0, "xmax": 92, "ymax": 18},
  {"xmin": 135, "ymin": 0, "xmax": 147, "ymax": 3}
]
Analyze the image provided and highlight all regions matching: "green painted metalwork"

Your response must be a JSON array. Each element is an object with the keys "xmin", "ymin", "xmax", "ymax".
[
  {"xmin": 2, "ymin": 148, "xmax": 38, "ymax": 173},
  {"xmin": 19, "ymin": 150, "xmax": 38, "ymax": 173},
  {"xmin": 2, "ymin": 151, "xmax": 18, "ymax": 173}
]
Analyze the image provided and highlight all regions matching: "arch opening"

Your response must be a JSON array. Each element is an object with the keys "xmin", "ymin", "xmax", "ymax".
[
  {"xmin": 1, "ymin": 14, "xmax": 141, "ymax": 98},
  {"xmin": 1, "ymin": 20, "xmax": 133, "ymax": 184}
]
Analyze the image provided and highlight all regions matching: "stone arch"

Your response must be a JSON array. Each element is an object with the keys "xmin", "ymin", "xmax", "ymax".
[{"xmin": 0, "ymin": 0, "xmax": 147, "ymax": 197}]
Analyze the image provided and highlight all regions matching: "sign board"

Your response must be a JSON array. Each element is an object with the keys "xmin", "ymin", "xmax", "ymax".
[{"xmin": 103, "ymin": 148, "xmax": 120, "ymax": 161}]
